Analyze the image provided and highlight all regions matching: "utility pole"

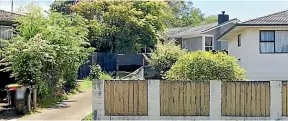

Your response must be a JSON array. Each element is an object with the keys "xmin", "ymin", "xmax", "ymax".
[{"xmin": 11, "ymin": 0, "xmax": 13, "ymax": 13}]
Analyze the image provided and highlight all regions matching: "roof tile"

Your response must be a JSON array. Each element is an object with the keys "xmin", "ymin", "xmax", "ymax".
[
  {"xmin": 242, "ymin": 10, "xmax": 288, "ymax": 25},
  {"xmin": 0, "ymin": 10, "xmax": 21, "ymax": 21}
]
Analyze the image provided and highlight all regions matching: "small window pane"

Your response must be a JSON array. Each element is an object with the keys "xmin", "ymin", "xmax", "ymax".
[
  {"xmin": 238, "ymin": 34, "xmax": 241, "ymax": 46},
  {"xmin": 275, "ymin": 31, "xmax": 288, "ymax": 52},
  {"xmin": 205, "ymin": 37, "xmax": 212, "ymax": 46},
  {"xmin": 205, "ymin": 47, "xmax": 212, "ymax": 51},
  {"xmin": 260, "ymin": 31, "xmax": 274, "ymax": 41},
  {"xmin": 260, "ymin": 42, "xmax": 274, "ymax": 52}
]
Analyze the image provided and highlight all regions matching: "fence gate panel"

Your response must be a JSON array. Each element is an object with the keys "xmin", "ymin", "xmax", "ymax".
[
  {"xmin": 221, "ymin": 81, "xmax": 270, "ymax": 117},
  {"xmin": 104, "ymin": 80, "xmax": 148, "ymax": 116},
  {"xmin": 160, "ymin": 81, "xmax": 210, "ymax": 116}
]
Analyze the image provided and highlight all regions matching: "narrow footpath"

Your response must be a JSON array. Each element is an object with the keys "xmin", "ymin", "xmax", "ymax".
[{"xmin": 15, "ymin": 88, "xmax": 92, "ymax": 120}]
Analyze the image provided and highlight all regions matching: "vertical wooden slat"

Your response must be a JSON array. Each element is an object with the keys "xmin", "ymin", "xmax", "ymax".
[
  {"xmin": 169, "ymin": 82, "xmax": 173, "ymax": 116},
  {"xmin": 133, "ymin": 81, "xmax": 138, "ymax": 115},
  {"xmin": 172, "ymin": 82, "xmax": 176, "ymax": 115},
  {"xmin": 144, "ymin": 80, "xmax": 148, "ymax": 115},
  {"xmin": 260, "ymin": 82, "xmax": 265, "ymax": 116},
  {"xmin": 265, "ymin": 82, "xmax": 270, "ymax": 116},
  {"xmin": 196, "ymin": 82, "xmax": 201, "ymax": 115},
  {"xmin": 180, "ymin": 81, "xmax": 184, "ymax": 116},
  {"xmin": 221, "ymin": 82, "xmax": 226, "ymax": 116},
  {"xmin": 183, "ymin": 82, "xmax": 187, "ymax": 116},
  {"xmin": 231, "ymin": 82, "xmax": 236, "ymax": 116},
  {"xmin": 160, "ymin": 81, "xmax": 164, "ymax": 115},
  {"xmin": 251, "ymin": 82, "xmax": 257, "ymax": 116},
  {"xmin": 138, "ymin": 81, "xmax": 144, "ymax": 115},
  {"xmin": 240, "ymin": 82, "xmax": 246, "ymax": 116},
  {"xmin": 256, "ymin": 82, "xmax": 261, "ymax": 116},
  {"xmin": 200, "ymin": 82, "xmax": 205, "ymax": 115},
  {"xmin": 282, "ymin": 81, "xmax": 287, "ymax": 116},
  {"xmin": 128, "ymin": 81, "xmax": 133, "ymax": 115},
  {"xmin": 186, "ymin": 81, "xmax": 191, "ymax": 116},
  {"xmin": 124, "ymin": 81, "xmax": 129, "ymax": 115},
  {"xmin": 226, "ymin": 82, "xmax": 231, "ymax": 116},
  {"xmin": 246, "ymin": 82, "xmax": 251, "ymax": 116},
  {"xmin": 235, "ymin": 82, "xmax": 240, "ymax": 116},
  {"xmin": 104, "ymin": 81, "xmax": 110, "ymax": 115},
  {"xmin": 112, "ymin": 81, "xmax": 116, "ymax": 115},
  {"xmin": 191, "ymin": 81, "xmax": 196, "ymax": 115},
  {"xmin": 206, "ymin": 82, "xmax": 210, "ymax": 116}
]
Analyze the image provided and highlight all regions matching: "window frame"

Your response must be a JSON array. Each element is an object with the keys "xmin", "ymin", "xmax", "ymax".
[
  {"xmin": 205, "ymin": 36, "xmax": 213, "ymax": 51},
  {"xmin": 0, "ymin": 25, "xmax": 13, "ymax": 40},
  {"xmin": 259, "ymin": 30, "xmax": 279, "ymax": 53},
  {"xmin": 238, "ymin": 34, "xmax": 241, "ymax": 47}
]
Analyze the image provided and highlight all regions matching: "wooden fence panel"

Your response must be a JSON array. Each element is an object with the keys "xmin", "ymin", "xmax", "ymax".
[
  {"xmin": 282, "ymin": 81, "xmax": 288, "ymax": 116},
  {"xmin": 160, "ymin": 81, "xmax": 210, "ymax": 116},
  {"xmin": 104, "ymin": 80, "xmax": 148, "ymax": 116},
  {"xmin": 221, "ymin": 81, "xmax": 270, "ymax": 117}
]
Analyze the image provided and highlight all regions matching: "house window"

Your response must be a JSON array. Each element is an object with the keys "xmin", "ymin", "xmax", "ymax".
[
  {"xmin": 0, "ymin": 26, "xmax": 12, "ymax": 40},
  {"xmin": 260, "ymin": 30, "xmax": 288, "ymax": 53},
  {"xmin": 205, "ymin": 37, "xmax": 213, "ymax": 51},
  {"xmin": 238, "ymin": 34, "xmax": 241, "ymax": 46}
]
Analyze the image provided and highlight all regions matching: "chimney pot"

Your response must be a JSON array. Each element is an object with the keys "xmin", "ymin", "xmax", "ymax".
[{"xmin": 222, "ymin": 11, "xmax": 225, "ymax": 14}]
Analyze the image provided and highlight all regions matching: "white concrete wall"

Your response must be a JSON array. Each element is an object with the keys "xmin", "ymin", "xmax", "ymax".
[{"xmin": 227, "ymin": 27, "xmax": 288, "ymax": 80}]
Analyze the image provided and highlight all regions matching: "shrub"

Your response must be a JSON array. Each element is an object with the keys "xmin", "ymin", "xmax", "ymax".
[
  {"xmin": 89, "ymin": 64, "xmax": 102, "ymax": 80},
  {"xmin": 147, "ymin": 42, "xmax": 186, "ymax": 78},
  {"xmin": 165, "ymin": 51, "xmax": 246, "ymax": 81}
]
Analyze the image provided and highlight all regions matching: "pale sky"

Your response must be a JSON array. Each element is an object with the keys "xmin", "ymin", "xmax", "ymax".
[{"xmin": 0, "ymin": 0, "xmax": 288, "ymax": 22}]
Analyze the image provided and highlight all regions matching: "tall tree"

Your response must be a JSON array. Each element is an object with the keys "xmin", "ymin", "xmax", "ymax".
[
  {"xmin": 50, "ymin": 0, "xmax": 77, "ymax": 14},
  {"xmin": 165, "ymin": 1, "xmax": 217, "ymax": 27},
  {"xmin": 72, "ymin": 1, "xmax": 168, "ymax": 53}
]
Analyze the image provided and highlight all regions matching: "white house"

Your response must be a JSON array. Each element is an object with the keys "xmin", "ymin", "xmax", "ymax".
[
  {"xmin": 205, "ymin": 10, "xmax": 288, "ymax": 80},
  {"xmin": 165, "ymin": 11, "xmax": 239, "ymax": 52}
]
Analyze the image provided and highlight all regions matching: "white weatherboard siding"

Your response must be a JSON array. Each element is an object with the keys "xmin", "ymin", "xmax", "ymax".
[{"xmin": 227, "ymin": 27, "xmax": 288, "ymax": 80}]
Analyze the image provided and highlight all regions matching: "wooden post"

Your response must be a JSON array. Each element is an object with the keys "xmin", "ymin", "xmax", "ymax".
[
  {"xmin": 32, "ymin": 86, "xmax": 37, "ymax": 109},
  {"xmin": 27, "ymin": 89, "xmax": 31, "ymax": 112}
]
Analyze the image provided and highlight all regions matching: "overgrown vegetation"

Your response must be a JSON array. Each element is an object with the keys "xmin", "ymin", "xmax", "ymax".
[
  {"xmin": 147, "ymin": 42, "xmax": 186, "ymax": 78},
  {"xmin": 0, "ymin": 4, "xmax": 94, "ymax": 106},
  {"xmin": 82, "ymin": 112, "xmax": 93, "ymax": 121},
  {"xmin": 165, "ymin": 51, "xmax": 246, "ymax": 81}
]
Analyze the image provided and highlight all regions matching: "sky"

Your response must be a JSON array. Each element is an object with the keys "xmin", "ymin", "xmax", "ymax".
[{"xmin": 0, "ymin": 0, "xmax": 288, "ymax": 21}]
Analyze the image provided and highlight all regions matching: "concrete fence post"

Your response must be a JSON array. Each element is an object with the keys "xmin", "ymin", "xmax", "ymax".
[
  {"xmin": 93, "ymin": 79, "xmax": 105, "ymax": 120},
  {"xmin": 209, "ymin": 80, "xmax": 221, "ymax": 120},
  {"xmin": 148, "ymin": 79, "xmax": 160, "ymax": 120},
  {"xmin": 270, "ymin": 81, "xmax": 282, "ymax": 120}
]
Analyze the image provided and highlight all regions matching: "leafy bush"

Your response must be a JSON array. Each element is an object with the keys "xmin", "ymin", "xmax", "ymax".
[
  {"xmin": 0, "ymin": 5, "xmax": 94, "ymax": 105},
  {"xmin": 89, "ymin": 64, "xmax": 101, "ymax": 80},
  {"xmin": 165, "ymin": 51, "xmax": 246, "ymax": 81},
  {"xmin": 147, "ymin": 42, "xmax": 186, "ymax": 78}
]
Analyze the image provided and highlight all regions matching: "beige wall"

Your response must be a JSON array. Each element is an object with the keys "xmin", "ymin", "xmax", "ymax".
[{"xmin": 227, "ymin": 27, "xmax": 288, "ymax": 80}]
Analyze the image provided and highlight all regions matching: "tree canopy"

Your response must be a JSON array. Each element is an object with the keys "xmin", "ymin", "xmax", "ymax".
[{"xmin": 71, "ymin": 1, "xmax": 168, "ymax": 53}]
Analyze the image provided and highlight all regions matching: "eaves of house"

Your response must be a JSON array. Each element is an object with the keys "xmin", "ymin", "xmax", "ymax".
[{"xmin": 217, "ymin": 9, "xmax": 288, "ymax": 40}]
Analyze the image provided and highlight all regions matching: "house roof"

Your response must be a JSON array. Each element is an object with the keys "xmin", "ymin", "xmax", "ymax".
[
  {"xmin": 241, "ymin": 9, "xmax": 288, "ymax": 25},
  {"xmin": 0, "ymin": 10, "xmax": 22, "ymax": 21},
  {"xmin": 217, "ymin": 10, "xmax": 288, "ymax": 40}
]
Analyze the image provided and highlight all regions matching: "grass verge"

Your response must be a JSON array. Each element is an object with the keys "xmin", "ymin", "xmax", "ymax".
[{"xmin": 82, "ymin": 112, "xmax": 93, "ymax": 121}]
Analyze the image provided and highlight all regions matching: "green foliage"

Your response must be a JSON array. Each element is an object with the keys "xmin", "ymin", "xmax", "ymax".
[
  {"xmin": 165, "ymin": 51, "xmax": 246, "ymax": 81},
  {"xmin": 89, "ymin": 64, "xmax": 101, "ymax": 80},
  {"xmin": 100, "ymin": 72, "xmax": 113, "ymax": 80},
  {"xmin": 82, "ymin": 112, "xmax": 93, "ymax": 121},
  {"xmin": 148, "ymin": 42, "xmax": 186, "ymax": 78},
  {"xmin": 72, "ymin": 1, "xmax": 168, "ymax": 53},
  {"xmin": 0, "ymin": 5, "xmax": 94, "ymax": 105},
  {"xmin": 50, "ymin": 0, "xmax": 75, "ymax": 15},
  {"xmin": 165, "ymin": 1, "xmax": 217, "ymax": 27}
]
